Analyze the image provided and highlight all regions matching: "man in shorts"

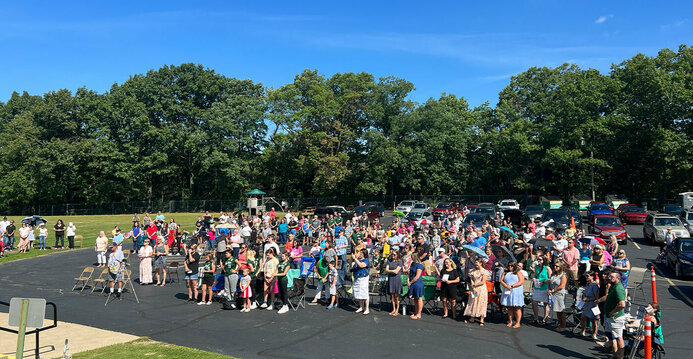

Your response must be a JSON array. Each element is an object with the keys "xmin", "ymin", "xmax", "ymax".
[
  {"xmin": 107, "ymin": 245, "xmax": 125, "ymax": 299},
  {"xmin": 604, "ymin": 271, "xmax": 627, "ymax": 359}
]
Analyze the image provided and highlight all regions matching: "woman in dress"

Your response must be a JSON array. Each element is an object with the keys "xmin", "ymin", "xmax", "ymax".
[
  {"xmin": 606, "ymin": 235, "xmax": 619, "ymax": 258},
  {"xmin": 500, "ymin": 260, "xmax": 525, "ymax": 328},
  {"xmin": 549, "ymin": 259, "xmax": 568, "ymax": 331},
  {"xmin": 580, "ymin": 271, "xmax": 600, "ymax": 339},
  {"xmin": 407, "ymin": 253, "xmax": 425, "ymax": 320},
  {"xmin": 611, "ymin": 249, "xmax": 631, "ymax": 289},
  {"xmin": 138, "ymin": 239, "xmax": 154, "ymax": 285},
  {"xmin": 439, "ymin": 258, "xmax": 460, "ymax": 319},
  {"xmin": 385, "ymin": 251, "xmax": 403, "ymax": 316},
  {"xmin": 531, "ymin": 256, "xmax": 551, "ymax": 325},
  {"xmin": 464, "ymin": 257, "xmax": 489, "ymax": 326},
  {"xmin": 153, "ymin": 237, "xmax": 169, "ymax": 286},
  {"xmin": 17, "ymin": 223, "xmax": 31, "ymax": 253},
  {"xmin": 352, "ymin": 248, "xmax": 371, "ymax": 315}
]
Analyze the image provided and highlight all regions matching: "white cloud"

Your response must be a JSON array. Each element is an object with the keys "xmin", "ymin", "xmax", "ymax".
[
  {"xmin": 660, "ymin": 19, "xmax": 688, "ymax": 32},
  {"xmin": 595, "ymin": 15, "xmax": 613, "ymax": 24}
]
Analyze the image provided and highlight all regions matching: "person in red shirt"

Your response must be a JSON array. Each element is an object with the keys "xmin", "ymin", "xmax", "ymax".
[
  {"xmin": 146, "ymin": 223, "xmax": 158, "ymax": 243},
  {"xmin": 545, "ymin": 228, "xmax": 556, "ymax": 241}
]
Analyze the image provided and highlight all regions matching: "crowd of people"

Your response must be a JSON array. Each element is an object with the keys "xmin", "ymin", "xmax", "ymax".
[{"xmin": 0, "ymin": 216, "xmax": 77, "ymax": 257}]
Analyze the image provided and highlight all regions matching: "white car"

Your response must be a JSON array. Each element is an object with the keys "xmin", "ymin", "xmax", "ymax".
[
  {"xmin": 498, "ymin": 199, "xmax": 520, "ymax": 211},
  {"xmin": 396, "ymin": 200, "xmax": 418, "ymax": 215},
  {"xmin": 406, "ymin": 209, "xmax": 433, "ymax": 229}
]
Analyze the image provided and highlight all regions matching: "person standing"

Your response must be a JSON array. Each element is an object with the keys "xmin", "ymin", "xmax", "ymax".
[
  {"xmin": 276, "ymin": 252, "xmax": 291, "ymax": 314},
  {"xmin": 464, "ymin": 257, "xmax": 488, "ymax": 326},
  {"xmin": 131, "ymin": 222, "xmax": 143, "ymax": 254},
  {"xmin": 0, "ymin": 216, "xmax": 9, "ymax": 249},
  {"xmin": 222, "ymin": 250, "xmax": 239, "ymax": 309},
  {"xmin": 37, "ymin": 224, "xmax": 48, "ymax": 250},
  {"xmin": 500, "ymin": 261, "xmax": 525, "ymax": 328},
  {"xmin": 352, "ymin": 248, "xmax": 371, "ymax": 315},
  {"xmin": 549, "ymin": 260, "xmax": 568, "ymax": 331},
  {"xmin": 66, "ymin": 222, "xmax": 76, "ymax": 249},
  {"xmin": 439, "ymin": 258, "xmax": 460, "ymax": 319},
  {"xmin": 531, "ymin": 256, "xmax": 551, "ymax": 325},
  {"xmin": 95, "ymin": 231, "xmax": 109, "ymax": 268},
  {"xmin": 198, "ymin": 253, "xmax": 216, "ymax": 305},
  {"xmin": 153, "ymin": 237, "xmax": 169, "ymax": 286},
  {"xmin": 52, "ymin": 220, "xmax": 64, "ymax": 249},
  {"xmin": 138, "ymin": 239, "xmax": 154, "ymax": 285},
  {"xmin": 407, "ymin": 253, "xmax": 424, "ymax": 320},
  {"xmin": 184, "ymin": 244, "xmax": 201, "ymax": 302},
  {"xmin": 17, "ymin": 222, "xmax": 31, "ymax": 253},
  {"xmin": 335, "ymin": 229, "xmax": 348, "ymax": 286},
  {"xmin": 5, "ymin": 220, "xmax": 16, "ymax": 250},
  {"xmin": 562, "ymin": 238, "xmax": 580, "ymax": 288},
  {"xmin": 261, "ymin": 248, "xmax": 279, "ymax": 310},
  {"xmin": 107, "ymin": 245, "xmax": 125, "ymax": 299},
  {"xmin": 385, "ymin": 251, "xmax": 403, "ymax": 316},
  {"xmin": 604, "ymin": 271, "xmax": 627, "ymax": 359},
  {"xmin": 580, "ymin": 271, "xmax": 600, "ymax": 339}
]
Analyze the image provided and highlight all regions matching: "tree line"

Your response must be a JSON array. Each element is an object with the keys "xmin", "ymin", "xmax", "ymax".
[{"xmin": 0, "ymin": 45, "xmax": 691, "ymax": 213}]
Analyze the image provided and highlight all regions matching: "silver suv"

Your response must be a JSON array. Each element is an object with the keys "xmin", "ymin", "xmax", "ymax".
[{"xmin": 643, "ymin": 212, "xmax": 690, "ymax": 244}]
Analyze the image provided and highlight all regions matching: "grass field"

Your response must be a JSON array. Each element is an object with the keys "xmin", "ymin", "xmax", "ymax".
[
  {"xmin": 73, "ymin": 337, "xmax": 235, "ymax": 359},
  {"xmin": 0, "ymin": 212, "xmax": 214, "ymax": 264}
]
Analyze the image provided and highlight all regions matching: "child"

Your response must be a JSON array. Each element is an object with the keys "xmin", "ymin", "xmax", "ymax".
[
  {"xmin": 198, "ymin": 253, "xmax": 216, "ymax": 305},
  {"xmin": 327, "ymin": 260, "xmax": 338, "ymax": 309},
  {"xmin": 240, "ymin": 267, "xmax": 252, "ymax": 312}
]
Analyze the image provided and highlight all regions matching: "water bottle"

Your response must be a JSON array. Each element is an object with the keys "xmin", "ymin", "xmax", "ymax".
[{"xmin": 402, "ymin": 305, "xmax": 406, "ymax": 315}]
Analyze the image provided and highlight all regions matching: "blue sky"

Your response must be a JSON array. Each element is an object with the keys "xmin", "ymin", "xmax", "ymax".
[{"xmin": 1, "ymin": 1, "xmax": 691, "ymax": 106}]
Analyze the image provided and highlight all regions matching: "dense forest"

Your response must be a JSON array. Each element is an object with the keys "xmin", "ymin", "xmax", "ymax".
[{"xmin": 0, "ymin": 45, "xmax": 691, "ymax": 213}]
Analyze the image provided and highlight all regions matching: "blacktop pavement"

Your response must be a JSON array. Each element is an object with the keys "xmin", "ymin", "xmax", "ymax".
[{"xmin": 1, "ymin": 224, "xmax": 692, "ymax": 359}]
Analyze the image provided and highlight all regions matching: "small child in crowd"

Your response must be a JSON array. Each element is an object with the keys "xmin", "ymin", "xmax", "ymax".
[
  {"xmin": 327, "ymin": 260, "xmax": 338, "ymax": 309},
  {"xmin": 240, "ymin": 267, "xmax": 252, "ymax": 313}
]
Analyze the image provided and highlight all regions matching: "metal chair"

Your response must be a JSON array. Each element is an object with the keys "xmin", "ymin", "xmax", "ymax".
[
  {"xmin": 167, "ymin": 261, "xmax": 180, "ymax": 283},
  {"xmin": 72, "ymin": 267, "xmax": 95, "ymax": 293},
  {"xmin": 91, "ymin": 268, "xmax": 110, "ymax": 294}
]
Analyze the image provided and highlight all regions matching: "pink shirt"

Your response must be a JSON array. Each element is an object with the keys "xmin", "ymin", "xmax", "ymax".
[{"xmin": 562, "ymin": 247, "xmax": 580, "ymax": 271}]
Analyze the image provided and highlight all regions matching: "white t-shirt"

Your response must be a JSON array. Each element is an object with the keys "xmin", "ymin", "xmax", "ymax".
[
  {"xmin": 66, "ymin": 225, "xmax": 76, "ymax": 236},
  {"xmin": 536, "ymin": 226, "xmax": 546, "ymax": 238},
  {"xmin": 554, "ymin": 238, "xmax": 568, "ymax": 251},
  {"xmin": 219, "ymin": 214, "xmax": 228, "ymax": 224},
  {"xmin": 0, "ymin": 221, "xmax": 9, "ymax": 233},
  {"xmin": 241, "ymin": 225, "xmax": 252, "ymax": 237},
  {"xmin": 138, "ymin": 246, "xmax": 153, "ymax": 258}
]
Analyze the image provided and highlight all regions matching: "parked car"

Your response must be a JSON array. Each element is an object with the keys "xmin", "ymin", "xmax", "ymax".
[
  {"xmin": 406, "ymin": 209, "xmax": 433, "ymax": 229},
  {"xmin": 605, "ymin": 194, "xmax": 629, "ymax": 211},
  {"xmin": 363, "ymin": 201, "xmax": 384, "ymax": 216},
  {"xmin": 560, "ymin": 206, "xmax": 583, "ymax": 228},
  {"xmin": 587, "ymin": 202, "xmax": 612, "ymax": 223},
  {"xmin": 432, "ymin": 202, "xmax": 457, "ymax": 220},
  {"xmin": 619, "ymin": 206, "xmax": 647, "ymax": 224},
  {"xmin": 351, "ymin": 205, "xmax": 381, "ymax": 221},
  {"xmin": 590, "ymin": 214, "xmax": 628, "ymax": 245},
  {"xmin": 616, "ymin": 203, "xmax": 637, "ymax": 217},
  {"xmin": 662, "ymin": 204, "xmax": 683, "ymax": 217},
  {"xmin": 502, "ymin": 209, "xmax": 524, "ymax": 229},
  {"xmin": 314, "ymin": 206, "xmax": 348, "ymax": 219},
  {"xmin": 523, "ymin": 205, "xmax": 545, "ymax": 221},
  {"xmin": 395, "ymin": 200, "xmax": 418, "ymax": 216},
  {"xmin": 473, "ymin": 204, "xmax": 501, "ymax": 226},
  {"xmin": 643, "ymin": 213, "xmax": 690, "ymax": 245},
  {"xmin": 412, "ymin": 202, "xmax": 430, "ymax": 212},
  {"xmin": 682, "ymin": 209, "xmax": 693, "ymax": 232},
  {"xmin": 665, "ymin": 238, "xmax": 693, "ymax": 278},
  {"xmin": 541, "ymin": 209, "xmax": 572, "ymax": 230},
  {"xmin": 498, "ymin": 199, "xmax": 520, "ymax": 211},
  {"xmin": 462, "ymin": 213, "xmax": 493, "ymax": 228}
]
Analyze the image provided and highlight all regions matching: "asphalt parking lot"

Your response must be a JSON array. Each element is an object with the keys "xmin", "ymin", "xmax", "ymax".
[{"xmin": 1, "ymin": 220, "xmax": 692, "ymax": 359}]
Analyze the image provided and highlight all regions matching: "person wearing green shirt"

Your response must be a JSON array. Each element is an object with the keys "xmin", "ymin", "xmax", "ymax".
[
  {"xmin": 310, "ymin": 257, "xmax": 330, "ymax": 305},
  {"xmin": 326, "ymin": 215, "xmax": 335, "ymax": 232},
  {"xmin": 222, "ymin": 251, "xmax": 239, "ymax": 308},
  {"xmin": 199, "ymin": 253, "xmax": 216, "ymax": 305},
  {"xmin": 351, "ymin": 228, "xmax": 364, "ymax": 247},
  {"xmin": 276, "ymin": 252, "xmax": 291, "ymax": 314},
  {"xmin": 604, "ymin": 272, "xmax": 627, "ymax": 359}
]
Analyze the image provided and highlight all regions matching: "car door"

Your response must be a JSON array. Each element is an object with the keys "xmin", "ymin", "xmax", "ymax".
[
  {"xmin": 643, "ymin": 215, "xmax": 652, "ymax": 238},
  {"xmin": 668, "ymin": 239, "xmax": 679, "ymax": 268}
]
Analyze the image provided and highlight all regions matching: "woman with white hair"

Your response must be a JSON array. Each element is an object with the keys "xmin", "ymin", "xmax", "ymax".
[
  {"xmin": 95, "ymin": 231, "xmax": 109, "ymax": 268},
  {"xmin": 66, "ymin": 222, "xmax": 77, "ymax": 249}
]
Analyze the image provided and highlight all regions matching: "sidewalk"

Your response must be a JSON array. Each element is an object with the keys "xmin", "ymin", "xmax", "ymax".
[{"xmin": 0, "ymin": 313, "xmax": 137, "ymax": 358}]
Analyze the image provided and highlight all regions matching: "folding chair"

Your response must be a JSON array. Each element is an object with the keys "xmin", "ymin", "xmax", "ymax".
[
  {"xmin": 287, "ymin": 268, "xmax": 308, "ymax": 311},
  {"xmin": 299, "ymin": 256, "xmax": 316, "ymax": 287},
  {"xmin": 167, "ymin": 261, "xmax": 180, "ymax": 283},
  {"xmin": 211, "ymin": 274, "xmax": 225, "ymax": 301},
  {"xmin": 368, "ymin": 272, "xmax": 385, "ymax": 311},
  {"xmin": 421, "ymin": 275, "xmax": 438, "ymax": 315},
  {"xmin": 91, "ymin": 268, "xmax": 110, "ymax": 294},
  {"xmin": 73, "ymin": 267, "xmax": 95, "ymax": 293},
  {"xmin": 486, "ymin": 280, "xmax": 502, "ymax": 320},
  {"xmin": 337, "ymin": 272, "xmax": 355, "ymax": 308}
]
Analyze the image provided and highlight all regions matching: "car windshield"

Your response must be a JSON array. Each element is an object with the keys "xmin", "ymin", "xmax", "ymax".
[
  {"xmin": 687, "ymin": 213, "xmax": 693, "ymax": 220},
  {"xmin": 624, "ymin": 207, "xmax": 645, "ymax": 213},
  {"xmin": 472, "ymin": 207, "xmax": 494, "ymax": 214},
  {"xmin": 365, "ymin": 202, "xmax": 378, "ymax": 207},
  {"xmin": 544, "ymin": 211, "xmax": 569, "ymax": 220},
  {"xmin": 501, "ymin": 201, "xmax": 516, "ymax": 206},
  {"xmin": 681, "ymin": 241, "xmax": 693, "ymax": 253},
  {"xmin": 654, "ymin": 218, "xmax": 683, "ymax": 227},
  {"xmin": 595, "ymin": 217, "xmax": 621, "ymax": 226},
  {"xmin": 664, "ymin": 205, "xmax": 682, "ymax": 212},
  {"xmin": 436, "ymin": 203, "xmax": 452, "ymax": 209},
  {"xmin": 525, "ymin": 206, "xmax": 543, "ymax": 212},
  {"xmin": 406, "ymin": 212, "xmax": 423, "ymax": 219},
  {"xmin": 399, "ymin": 201, "xmax": 414, "ymax": 207},
  {"xmin": 414, "ymin": 203, "xmax": 427, "ymax": 209},
  {"xmin": 354, "ymin": 207, "xmax": 367, "ymax": 214},
  {"xmin": 464, "ymin": 214, "xmax": 485, "ymax": 223},
  {"xmin": 592, "ymin": 205, "xmax": 610, "ymax": 211}
]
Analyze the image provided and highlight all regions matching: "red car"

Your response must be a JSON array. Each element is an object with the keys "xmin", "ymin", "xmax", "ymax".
[
  {"xmin": 352, "ymin": 205, "xmax": 380, "ymax": 221},
  {"xmin": 616, "ymin": 203, "xmax": 637, "ymax": 217},
  {"xmin": 619, "ymin": 206, "xmax": 647, "ymax": 224},
  {"xmin": 590, "ymin": 214, "xmax": 628, "ymax": 245},
  {"xmin": 432, "ymin": 202, "xmax": 457, "ymax": 219}
]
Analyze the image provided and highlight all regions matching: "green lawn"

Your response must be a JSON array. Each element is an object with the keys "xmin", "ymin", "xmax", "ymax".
[
  {"xmin": 0, "ymin": 212, "xmax": 206, "ymax": 264},
  {"xmin": 73, "ymin": 337, "xmax": 235, "ymax": 359}
]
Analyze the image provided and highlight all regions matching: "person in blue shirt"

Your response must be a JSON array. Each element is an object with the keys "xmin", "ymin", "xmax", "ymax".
[
  {"xmin": 112, "ymin": 229, "xmax": 124, "ymax": 251},
  {"xmin": 277, "ymin": 219, "xmax": 288, "ymax": 245},
  {"xmin": 407, "ymin": 253, "xmax": 424, "ymax": 320},
  {"xmin": 132, "ymin": 223, "xmax": 143, "ymax": 253},
  {"xmin": 352, "ymin": 248, "xmax": 371, "ymax": 315}
]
